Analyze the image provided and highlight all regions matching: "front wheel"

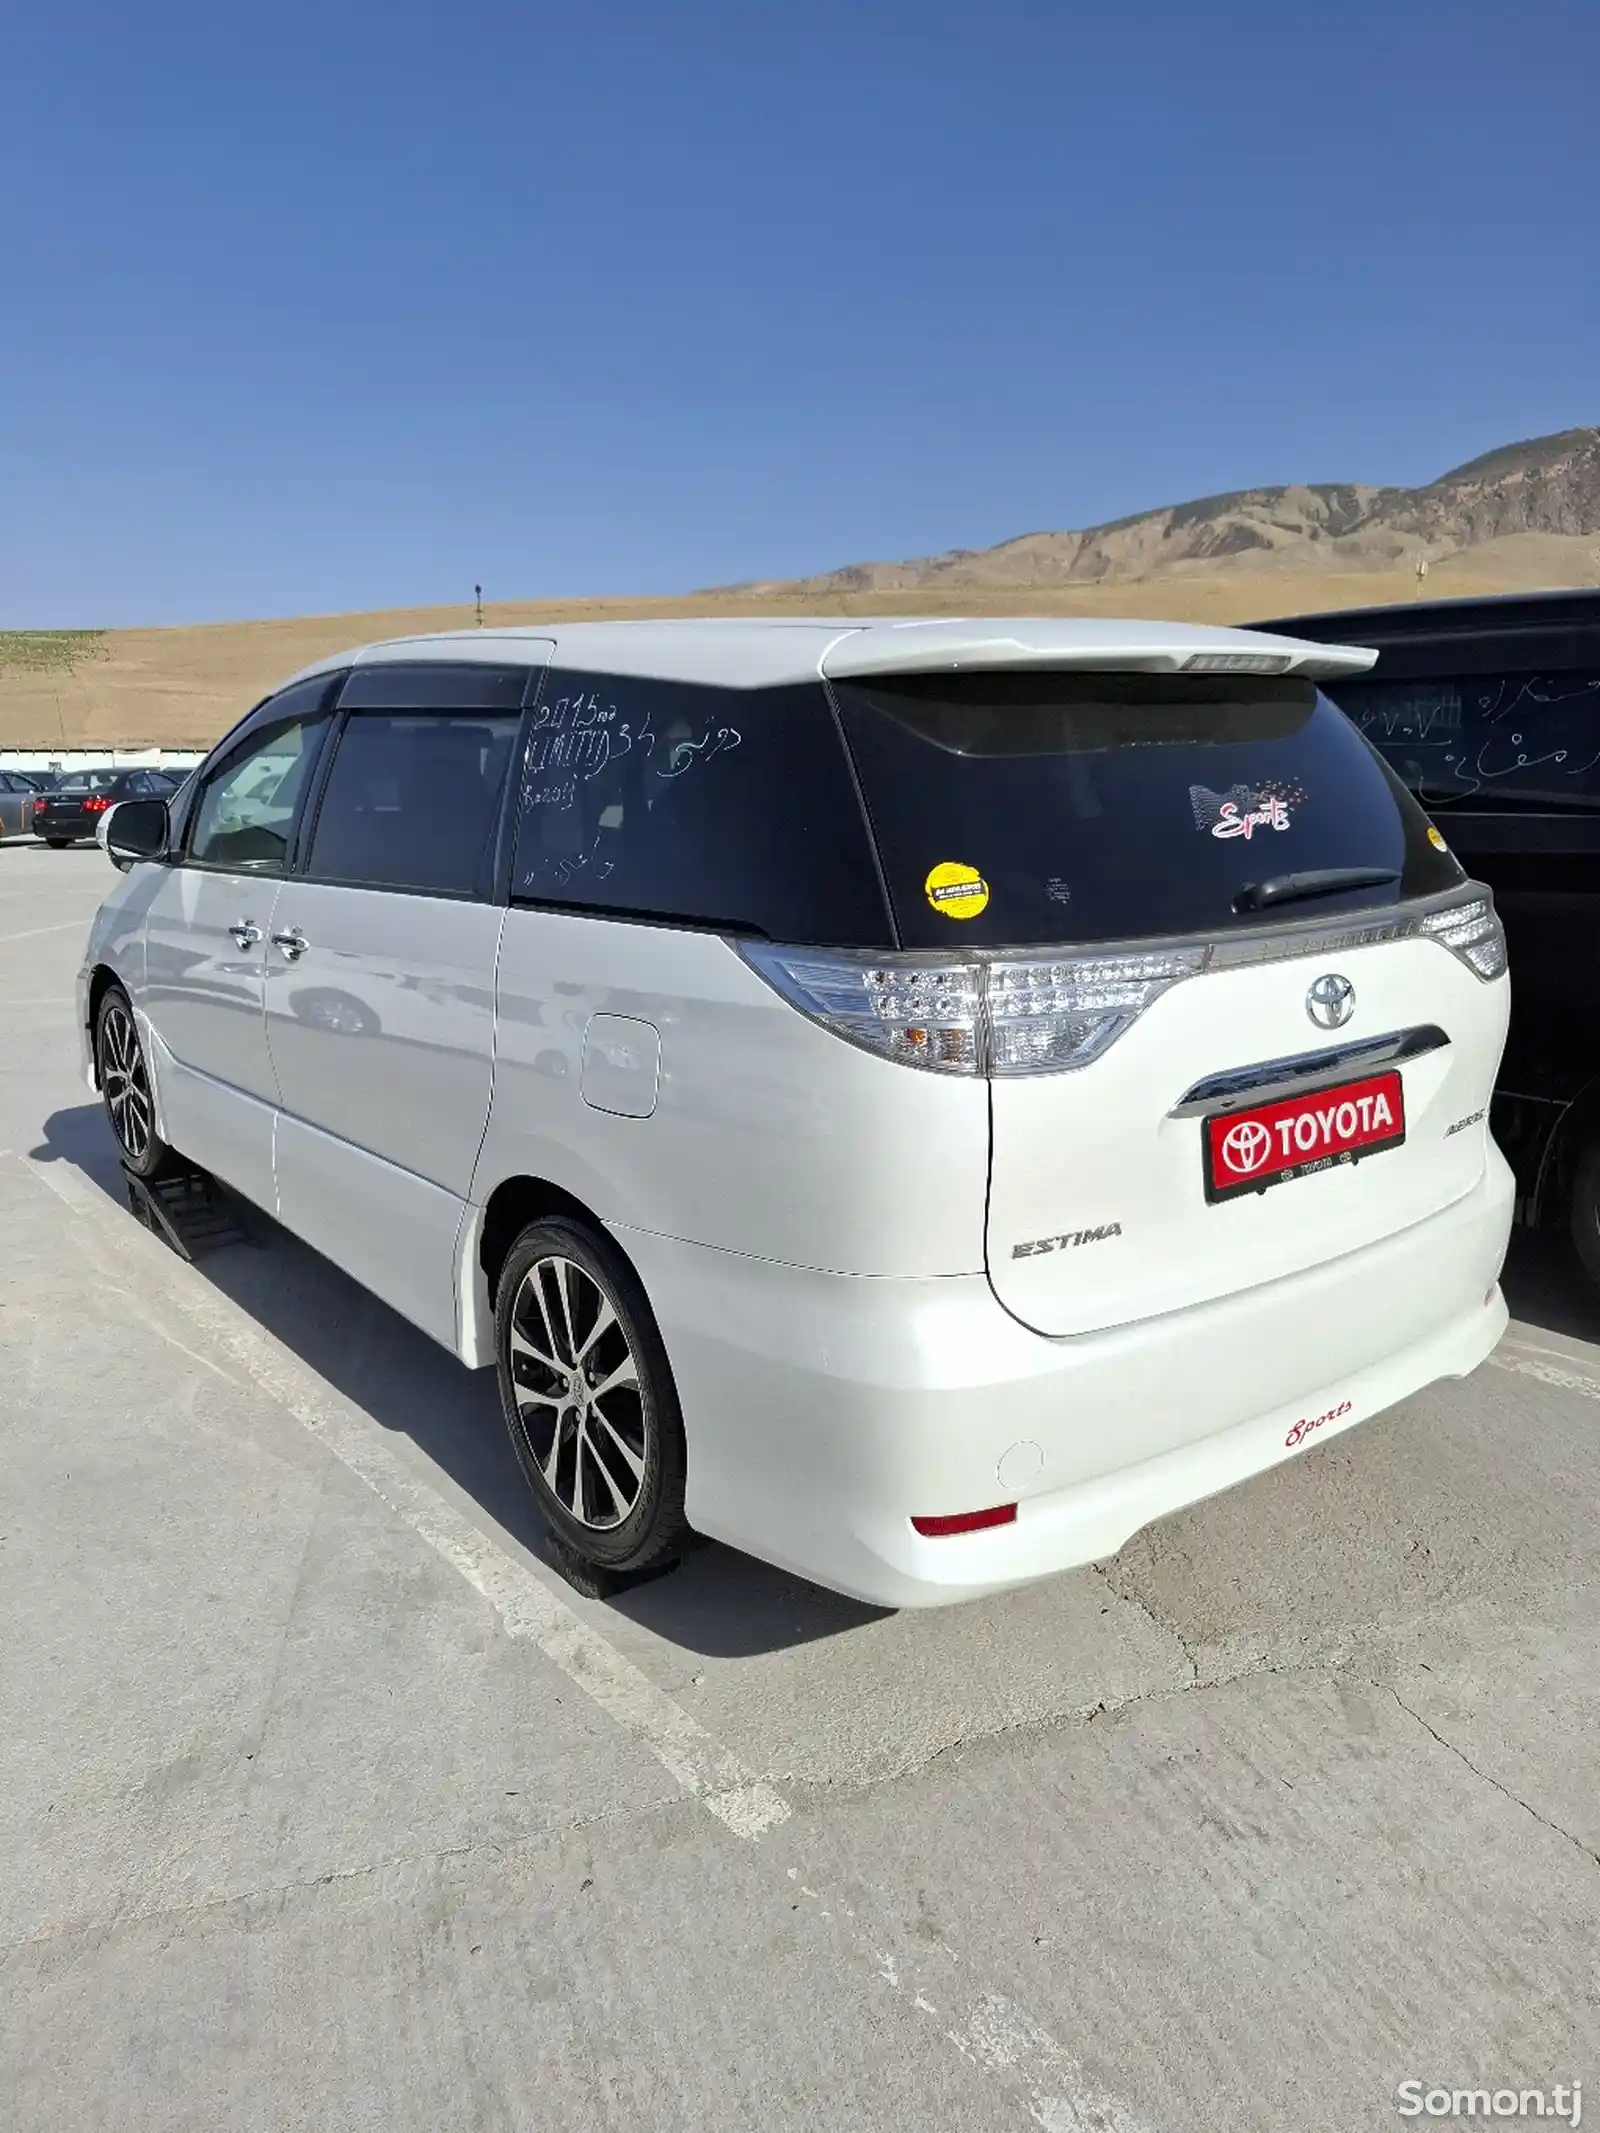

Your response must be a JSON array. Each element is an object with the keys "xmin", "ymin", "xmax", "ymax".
[
  {"xmin": 494, "ymin": 1217, "xmax": 689, "ymax": 1577},
  {"xmin": 96, "ymin": 985, "xmax": 172, "ymax": 1179}
]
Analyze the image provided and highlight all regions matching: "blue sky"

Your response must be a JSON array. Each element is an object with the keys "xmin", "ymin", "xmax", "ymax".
[{"xmin": 3, "ymin": 0, "xmax": 1596, "ymax": 626}]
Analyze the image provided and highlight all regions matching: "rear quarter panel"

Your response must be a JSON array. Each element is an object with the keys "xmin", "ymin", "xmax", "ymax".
[{"xmin": 477, "ymin": 908, "xmax": 990, "ymax": 1275}]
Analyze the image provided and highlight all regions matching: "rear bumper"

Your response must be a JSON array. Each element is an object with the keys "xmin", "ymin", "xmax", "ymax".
[{"xmin": 616, "ymin": 1151, "xmax": 1514, "ymax": 1608}]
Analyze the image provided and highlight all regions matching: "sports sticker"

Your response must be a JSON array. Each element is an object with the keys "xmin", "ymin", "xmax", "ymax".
[
  {"xmin": 1427, "ymin": 825, "xmax": 1450, "ymax": 852},
  {"xmin": 924, "ymin": 861, "xmax": 990, "ymax": 920},
  {"xmin": 1189, "ymin": 779, "xmax": 1305, "ymax": 840}
]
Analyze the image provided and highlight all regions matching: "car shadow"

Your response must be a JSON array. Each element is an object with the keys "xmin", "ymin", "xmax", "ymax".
[
  {"xmin": 32, "ymin": 1101, "xmax": 887, "ymax": 1658},
  {"xmin": 1500, "ymin": 1224, "xmax": 1600, "ymax": 1346}
]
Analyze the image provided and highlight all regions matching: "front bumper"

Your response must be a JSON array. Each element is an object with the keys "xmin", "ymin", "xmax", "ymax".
[{"xmin": 616, "ymin": 1151, "xmax": 1514, "ymax": 1608}]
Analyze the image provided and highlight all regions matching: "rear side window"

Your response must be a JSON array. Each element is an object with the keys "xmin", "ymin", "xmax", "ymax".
[
  {"xmin": 1328, "ymin": 668, "xmax": 1600, "ymax": 811},
  {"xmin": 307, "ymin": 712, "xmax": 519, "ymax": 896},
  {"xmin": 833, "ymin": 671, "xmax": 1461, "ymax": 950},
  {"xmin": 510, "ymin": 674, "xmax": 888, "ymax": 943}
]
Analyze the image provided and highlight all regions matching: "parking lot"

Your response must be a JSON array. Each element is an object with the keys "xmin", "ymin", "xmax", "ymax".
[{"xmin": 2, "ymin": 844, "xmax": 1595, "ymax": 2132}]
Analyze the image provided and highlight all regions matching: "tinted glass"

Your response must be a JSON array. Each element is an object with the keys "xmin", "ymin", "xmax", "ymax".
[
  {"xmin": 56, "ymin": 769, "xmax": 118, "ymax": 793},
  {"xmin": 510, "ymin": 675, "xmax": 887, "ymax": 943},
  {"xmin": 190, "ymin": 715, "xmax": 328, "ymax": 870},
  {"xmin": 833, "ymin": 671, "xmax": 1461, "ymax": 950},
  {"xmin": 338, "ymin": 663, "xmax": 533, "ymax": 711},
  {"xmin": 1327, "ymin": 668, "xmax": 1600, "ymax": 811},
  {"xmin": 307, "ymin": 713, "xmax": 519, "ymax": 895}
]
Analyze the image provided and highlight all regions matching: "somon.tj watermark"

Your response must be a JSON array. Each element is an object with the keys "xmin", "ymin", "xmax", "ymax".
[{"xmin": 1397, "ymin": 2083, "xmax": 1582, "ymax": 2124}]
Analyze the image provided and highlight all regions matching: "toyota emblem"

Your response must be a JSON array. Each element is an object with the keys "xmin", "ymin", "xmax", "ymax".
[
  {"xmin": 1306, "ymin": 972, "xmax": 1355, "ymax": 1030},
  {"xmin": 1220, "ymin": 1119, "xmax": 1273, "ymax": 1174}
]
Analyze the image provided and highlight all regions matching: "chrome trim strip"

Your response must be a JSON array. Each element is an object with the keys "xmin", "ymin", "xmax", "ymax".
[{"xmin": 1170, "ymin": 1025, "xmax": 1450, "ymax": 1119}]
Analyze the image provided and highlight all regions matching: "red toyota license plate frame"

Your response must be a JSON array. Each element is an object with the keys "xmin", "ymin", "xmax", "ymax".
[{"xmin": 1203, "ymin": 1069, "xmax": 1406, "ymax": 1203}]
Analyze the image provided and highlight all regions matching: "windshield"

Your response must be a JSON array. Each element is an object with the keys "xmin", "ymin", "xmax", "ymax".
[
  {"xmin": 831, "ymin": 671, "xmax": 1462, "ymax": 949},
  {"xmin": 55, "ymin": 769, "xmax": 118, "ymax": 793}
]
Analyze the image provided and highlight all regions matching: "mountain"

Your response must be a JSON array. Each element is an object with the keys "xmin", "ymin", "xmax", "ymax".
[{"xmin": 724, "ymin": 428, "xmax": 1600, "ymax": 594}]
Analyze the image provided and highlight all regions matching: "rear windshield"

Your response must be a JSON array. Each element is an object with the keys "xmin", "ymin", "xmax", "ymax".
[
  {"xmin": 1327, "ymin": 668, "xmax": 1600, "ymax": 812},
  {"xmin": 832, "ymin": 672, "xmax": 1461, "ymax": 949},
  {"xmin": 54, "ymin": 770, "xmax": 118, "ymax": 793}
]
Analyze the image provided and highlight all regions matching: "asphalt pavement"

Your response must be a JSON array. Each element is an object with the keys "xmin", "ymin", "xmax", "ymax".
[{"xmin": 2, "ymin": 843, "xmax": 1595, "ymax": 2133}]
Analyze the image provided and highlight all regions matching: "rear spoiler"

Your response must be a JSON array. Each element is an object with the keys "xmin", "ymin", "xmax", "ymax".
[{"xmin": 818, "ymin": 619, "xmax": 1378, "ymax": 685}]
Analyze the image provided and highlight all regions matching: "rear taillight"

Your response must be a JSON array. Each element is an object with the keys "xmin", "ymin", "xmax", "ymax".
[
  {"xmin": 737, "ymin": 882, "xmax": 1507, "ymax": 1079},
  {"xmin": 983, "ymin": 947, "xmax": 1207, "ymax": 1073},
  {"xmin": 84, "ymin": 795, "xmax": 111, "ymax": 813},
  {"xmin": 1418, "ymin": 894, "xmax": 1508, "ymax": 981},
  {"xmin": 739, "ymin": 951, "xmax": 983, "ymax": 1072},
  {"xmin": 741, "ymin": 940, "xmax": 1206, "ymax": 1077}
]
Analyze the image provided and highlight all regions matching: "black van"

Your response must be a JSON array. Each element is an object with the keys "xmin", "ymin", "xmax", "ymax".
[{"xmin": 1253, "ymin": 589, "xmax": 1600, "ymax": 1279}]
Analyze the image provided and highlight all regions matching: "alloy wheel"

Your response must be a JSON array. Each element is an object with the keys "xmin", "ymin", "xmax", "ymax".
[
  {"xmin": 506, "ymin": 1256, "xmax": 647, "ymax": 1530},
  {"xmin": 100, "ymin": 1000, "xmax": 154, "ymax": 1163}
]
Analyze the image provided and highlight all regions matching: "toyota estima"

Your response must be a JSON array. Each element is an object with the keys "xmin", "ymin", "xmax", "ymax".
[{"xmin": 83, "ymin": 618, "xmax": 1514, "ymax": 1607}]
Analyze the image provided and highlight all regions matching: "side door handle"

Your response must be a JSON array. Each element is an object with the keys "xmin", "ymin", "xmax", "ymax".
[
  {"xmin": 271, "ymin": 928, "xmax": 309, "ymax": 962},
  {"xmin": 229, "ymin": 920, "xmax": 263, "ymax": 950}
]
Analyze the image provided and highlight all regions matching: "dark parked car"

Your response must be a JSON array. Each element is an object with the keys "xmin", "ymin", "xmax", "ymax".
[
  {"xmin": 0, "ymin": 770, "xmax": 45, "ymax": 840},
  {"xmin": 32, "ymin": 767, "xmax": 182, "ymax": 847},
  {"xmin": 1252, "ymin": 589, "xmax": 1600, "ymax": 1278}
]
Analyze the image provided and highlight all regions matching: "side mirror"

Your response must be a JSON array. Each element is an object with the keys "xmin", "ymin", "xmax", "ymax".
[{"xmin": 104, "ymin": 798, "xmax": 170, "ymax": 871}]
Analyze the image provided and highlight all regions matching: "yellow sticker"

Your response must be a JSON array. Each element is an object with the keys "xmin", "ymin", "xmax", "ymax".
[
  {"xmin": 1427, "ymin": 825, "xmax": 1449, "ymax": 852},
  {"xmin": 925, "ymin": 860, "xmax": 990, "ymax": 920}
]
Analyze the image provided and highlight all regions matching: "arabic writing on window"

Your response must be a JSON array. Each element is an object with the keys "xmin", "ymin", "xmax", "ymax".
[
  {"xmin": 1336, "ymin": 672, "xmax": 1600, "ymax": 807},
  {"xmin": 508, "ymin": 674, "xmax": 886, "ymax": 941},
  {"xmin": 518, "ymin": 685, "xmax": 743, "ymax": 884}
]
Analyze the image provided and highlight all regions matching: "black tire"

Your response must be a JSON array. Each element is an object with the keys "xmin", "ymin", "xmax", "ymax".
[
  {"xmin": 44, "ymin": 838, "xmax": 73, "ymax": 849},
  {"xmin": 494, "ymin": 1216, "xmax": 689, "ymax": 1576},
  {"xmin": 1569, "ymin": 1138, "xmax": 1600, "ymax": 1288},
  {"xmin": 95, "ymin": 984, "xmax": 173, "ymax": 1179}
]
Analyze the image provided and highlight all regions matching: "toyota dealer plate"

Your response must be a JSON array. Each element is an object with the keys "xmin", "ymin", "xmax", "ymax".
[{"xmin": 1203, "ymin": 1070, "xmax": 1406, "ymax": 1203}]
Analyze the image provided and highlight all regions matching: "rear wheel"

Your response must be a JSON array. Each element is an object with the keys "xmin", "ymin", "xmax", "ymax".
[
  {"xmin": 44, "ymin": 837, "xmax": 73, "ymax": 849},
  {"xmin": 493, "ymin": 1217, "xmax": 689, "ymax": 1577},
  {"xmin": 1569, "ymin": 1138, "xmax": 1600, "ymax": 1287},
  {"xmin": 95, "ymin": 985, "xmax": 172, "ymax": 1179}
]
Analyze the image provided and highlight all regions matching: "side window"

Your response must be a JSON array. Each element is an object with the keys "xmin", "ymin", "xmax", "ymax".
[
  {"xmin": 510, "ymin": 674, "xmax": 888, "ymax": 944},
  {"xmin": 189, "ymin": 713, "xmax": 329, "ymax": 871},
  {"xmin": 305, "ymin": 713, "xmax": 520, "ymax": 896}
]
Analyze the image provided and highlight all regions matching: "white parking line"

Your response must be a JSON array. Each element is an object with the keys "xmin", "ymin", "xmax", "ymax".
[
  {"xmin": 23, "ymin": 1150, "xmax": 790, "ymax": 1841},
  {"xmin": 0, "ymin": 921, "xmax": 87, "ymax": 947},
  {"xmin": 1491, "ymin": 1345, "xmax": 1600, "ymax": 1398}
]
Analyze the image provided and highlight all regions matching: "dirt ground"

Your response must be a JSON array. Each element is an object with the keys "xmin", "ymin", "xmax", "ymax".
[{"xmin": 5, "ymin": 535, "xmax": 1596, "ymax": 752}]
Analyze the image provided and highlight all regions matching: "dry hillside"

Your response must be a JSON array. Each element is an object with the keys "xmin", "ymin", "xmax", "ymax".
[
  {"xmin": 4, "ymin": 429, "xmax": 1597, "ymax": 751},
  {"xmin": 734, "ymin": 427, "xmax": 1600, "ymax": 595}
]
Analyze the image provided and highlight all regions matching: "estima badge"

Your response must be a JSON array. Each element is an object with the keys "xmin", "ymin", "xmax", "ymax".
[{"xmin": 1306, "ymin": 972, "xmax": 1355, "ymax": 1030}]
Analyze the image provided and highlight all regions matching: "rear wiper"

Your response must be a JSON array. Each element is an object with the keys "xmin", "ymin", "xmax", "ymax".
[{"xmin": 1233, "ymin": 867, "xmax": 1401, "ymax": 914}]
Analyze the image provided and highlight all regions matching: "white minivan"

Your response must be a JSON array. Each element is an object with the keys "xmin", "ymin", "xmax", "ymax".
[{"xmin": 83, "ymin": 618, "xmax": 1514, "ymax": 1607}]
